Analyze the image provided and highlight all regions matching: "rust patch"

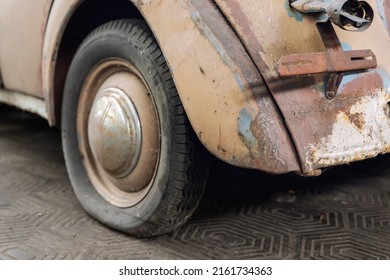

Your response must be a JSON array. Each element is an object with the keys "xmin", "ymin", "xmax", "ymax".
[
  {"xmin": 278, "ymin": 50, "xmax": 377, "ymax": 77},
  {"xmin": 215, "ymin": 0, "xmax": 268, "ymax": 70},
  {"xmin": 216, "ymin": 0, "xmax": 264, "ymax": 53},
  {"xmin": 307, "ymin": 90, "xmax": 390, "ymax": 169},
  {"xmin": 305, "ymin": 71, "xmax": 390, "ymax": 170},
  {"xmin": 348, "ymin": 112, "xmax": 365, "ymax": 130}
]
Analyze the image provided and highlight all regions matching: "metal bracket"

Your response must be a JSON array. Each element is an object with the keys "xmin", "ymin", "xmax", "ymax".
[
  {"xmin": 278, "ymin": 49, "xmax": 376, "ymax": 77},
  {"xmin": 277, "ymin": 21, "xmax": 377, "ymax": 100}
]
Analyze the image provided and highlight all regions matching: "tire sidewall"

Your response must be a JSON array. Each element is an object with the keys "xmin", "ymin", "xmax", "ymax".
[{"xmin": 62, "ymin": 26, "xmax": 172, "ymax": 232}]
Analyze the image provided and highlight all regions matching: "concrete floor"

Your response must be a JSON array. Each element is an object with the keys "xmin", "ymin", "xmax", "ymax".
[{"xmin": 0, "ymin": 106, "xmax": 389, "ymax": 260}]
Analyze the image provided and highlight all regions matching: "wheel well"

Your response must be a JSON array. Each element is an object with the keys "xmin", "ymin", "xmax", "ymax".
[{"xmin": 53, "ymin": 0, "xmax": 142, "ymax": 125}]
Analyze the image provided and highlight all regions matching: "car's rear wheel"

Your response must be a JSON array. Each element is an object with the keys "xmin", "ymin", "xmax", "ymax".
[{"xmin": 61, "ymin": 19, "xmax": 209, "ymax": 237}]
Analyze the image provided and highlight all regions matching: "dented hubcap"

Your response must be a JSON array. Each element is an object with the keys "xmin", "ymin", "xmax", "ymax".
[
  {"xmin": 88, "ymin": 88, "xmax": 141, "ymax": 181},
  {"xmin": 77, "ymin": 60, "xmax": 160, "ymax": 208}
]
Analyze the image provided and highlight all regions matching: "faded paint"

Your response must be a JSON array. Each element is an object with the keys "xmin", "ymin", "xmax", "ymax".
[
  {"xmin": 308, "ymin": 90, "xmax": 390, "ymax": 169},
  {"xmin": 135, "ymin": 0, "xmax": 300, "ymax": 173},
  {"xmin": 278, "ymin": 50, "xmax": 377, "ymax": 77},
  {"xmin": 284, "ymin": 0, "xmax": 304, "ymax": 22},
  {"xmin": 0, "ymin": 89, "xmax": 48, "ymax": 119},
  {"xmin": 238, "ymin": 109, "xmax": 257, "ymax": 148},
  {"xmin": 340, "ymin": 69, "xmax": 390, "ymax": 93},
  {"xmin": 0, "ymin": 0, "xmax": 53, "ymax": 97},
  {"xmin": 215, "ymin": 0, "xmax": 390, "ymax": 173},
  {"xmin": 42, "ymin": 0, "xmax": 83, "ymax": 126}
]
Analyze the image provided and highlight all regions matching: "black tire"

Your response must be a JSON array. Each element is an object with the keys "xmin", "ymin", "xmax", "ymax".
[{"xmin": 61, "ymin": 19, "xmax": 209, "ymax": 237}]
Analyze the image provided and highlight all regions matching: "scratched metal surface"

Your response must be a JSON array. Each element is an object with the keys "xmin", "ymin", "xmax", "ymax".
[{"xmin": 0, "ymin": 107, "xmax": 389, "ymax": 260}]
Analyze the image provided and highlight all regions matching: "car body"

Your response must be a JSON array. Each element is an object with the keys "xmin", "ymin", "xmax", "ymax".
[{"xmin": 0, "ymin": 0, "xmax": 389, "ymax": 236}]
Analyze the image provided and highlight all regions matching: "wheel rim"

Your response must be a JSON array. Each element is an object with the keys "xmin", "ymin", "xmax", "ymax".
[{"xmin": 77, "ymin": 59, "xmax": 160, "ymax": 208}]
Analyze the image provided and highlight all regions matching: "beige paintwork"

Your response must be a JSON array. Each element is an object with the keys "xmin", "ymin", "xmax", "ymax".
[
  {"xmin": 42, "ymin": 0, "xmax": 82, "ymax": 125},
  {"xmin": 0, "ymin": 0, "xmax": 53, "ymax": 97},
  {"xmin": 0, "ymin": 0, "xmax": 389, "ymax": 174}
]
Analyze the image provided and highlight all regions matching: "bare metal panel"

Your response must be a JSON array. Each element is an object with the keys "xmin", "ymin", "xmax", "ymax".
[{"xmin": 0, "ymin": 0, "xmax": 53, "ymax": 97}]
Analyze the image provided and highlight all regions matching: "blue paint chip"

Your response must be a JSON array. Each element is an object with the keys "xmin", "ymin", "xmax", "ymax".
[
  {"xmin": 238, "ymin": 109, "xmax": 257, "ymax": 147},
  {"xmin": 285, "ymin": 0, "xmax": 304, "ymax": 22},
  {"xmin": 341, "ymin": 42, "xmax": 352, "ymax": 51}
]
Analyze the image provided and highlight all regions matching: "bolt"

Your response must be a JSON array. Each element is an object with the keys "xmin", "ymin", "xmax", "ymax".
[{"xmin": 326, "ymin": 91, "xmax": 336, "ymax": 99}]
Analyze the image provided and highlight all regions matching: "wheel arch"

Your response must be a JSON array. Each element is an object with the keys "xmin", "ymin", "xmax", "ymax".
[{"xmin": 42, "ymin": 0, "xmax": 142, "ymax": 126}]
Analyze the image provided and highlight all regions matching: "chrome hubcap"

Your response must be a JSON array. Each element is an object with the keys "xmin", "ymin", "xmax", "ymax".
[
  {"xmin": 77, "ymin": 59, "xmax": 160, "ymax": 208},
  {"xmin": 88, "ymin": 88, "xmax": 141, "ymax": 181}
]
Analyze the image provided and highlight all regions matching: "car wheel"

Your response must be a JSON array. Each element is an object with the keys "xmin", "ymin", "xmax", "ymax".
[{"xmin": 61, "ymin": 19, "xmax": 209, "ymax": 237}]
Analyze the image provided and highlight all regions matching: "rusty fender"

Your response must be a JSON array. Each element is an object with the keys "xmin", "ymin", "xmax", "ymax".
[
  {"xmin": 215, "ymin": 0, "xmax": 390, "ymax": 174},
  {"xmin": 136, "ymin": 0, "xmax": 301, "ymax": 174},
  {"xmin": 42, "ymin": 0, "xmax": 300, "ymax": 174}
]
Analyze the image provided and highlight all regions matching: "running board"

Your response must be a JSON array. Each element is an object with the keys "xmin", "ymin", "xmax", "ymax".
[{"xmin": 0, "ymin": 88, "xmax": 48, "ymax": 120}]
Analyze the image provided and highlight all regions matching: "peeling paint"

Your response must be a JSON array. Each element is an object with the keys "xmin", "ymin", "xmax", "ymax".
[
  {"xmin": 285, "ymin": 0, "xmax": 304, "ymax": 22},
  {"xmin": 139, "ymin": 0, "xmax": 301, "ymax": 174},
  {"xmin": 238, "ymin": 109, "xmax": 257, "ymax": 148},
  {"xmin": 341, "ymin": 42, "xmax": 352, "ymax": 51},
  {"xmin": 342, "ymin": 70, "xmax": 390, "ymax": 96},
  {"xmin": 0, "ymin": 88, "xmax": 48, "ymax": 119},
  {"xmin": 308, "ymin": 91, "xmax": 390, "ymax": 169},
  {"xmin": 215, "ymin": 0, "xmax": 390, "ymax": 173},
  {"xmin": 190, "ymin": 9, "xmax": 251, "ymax": 98},
  {"xmin": 339, "ymin": 73, "xmax": 363, "ymax": 92},
  {"xmin": 191, "ymin": 11, "xmax": 232, "ymax": 71}
]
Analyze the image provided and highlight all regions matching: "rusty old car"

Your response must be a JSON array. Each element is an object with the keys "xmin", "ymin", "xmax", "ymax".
[{"xmin": 0, "ymin": 0, "xmax": 389, "ymax": 237}]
